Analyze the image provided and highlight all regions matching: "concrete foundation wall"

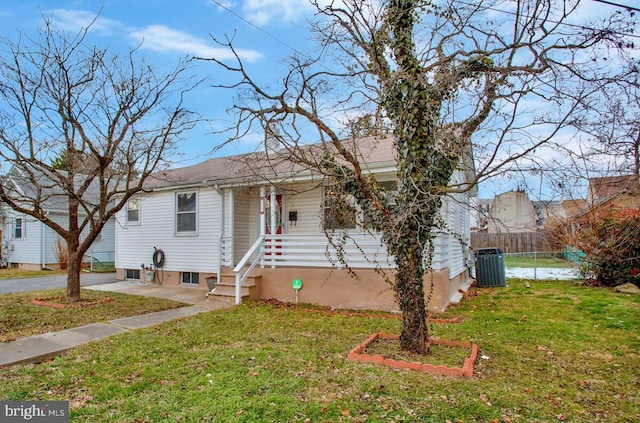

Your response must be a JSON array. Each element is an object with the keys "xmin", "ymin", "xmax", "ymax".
[
  {"xmin": 115, "ymin": 267, "xmax": 215, "ymax": 288},
  {"xmin": 258, "ymin": 267, "xmax": 467, "ymax": 313},
  {"xmin": 116, "ymin": 266, "xmax": 470, "ymax": 312}
]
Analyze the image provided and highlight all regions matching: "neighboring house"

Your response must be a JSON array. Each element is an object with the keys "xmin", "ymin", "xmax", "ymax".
[
  {"xmin": 531, "ymin": 200, "xmax": 565, "ymax": 229},
  {"xmin": 562, "ymin": 198, "xmax": 587, "ymax": 217},
  {"xmin": 0, "ymin": 166, "xmax": 115, "ymax": 270},
  {"xmin": 115, "ymin": 135, "xmax": 476, "ymax": 312},
  {"xmin": 486, "ymin": 190, "xmax": 538, "ymax": 233},
  {"xmin": 585, "ymin": 174, "xmax": 640, "ymax": 212}
]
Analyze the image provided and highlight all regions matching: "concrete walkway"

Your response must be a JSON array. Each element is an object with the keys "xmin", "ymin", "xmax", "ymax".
[{"xmin": 0, "ymin": 281, "xmax": 230, "ymax": 368}]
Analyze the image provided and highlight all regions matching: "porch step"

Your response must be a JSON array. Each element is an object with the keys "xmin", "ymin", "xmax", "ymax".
[{"xmin": 206, "ymin": 272, "xmax": 262, "ymax": 303}]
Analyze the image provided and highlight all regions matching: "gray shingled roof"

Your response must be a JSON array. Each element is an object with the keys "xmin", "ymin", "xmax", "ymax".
[
  {"xmin": 142, "ymin": 135, "xmax": 398, "ymax": 190},
  {"xmin": 3, "ymin": 165, "xmax": 107, "ymax": 212}
]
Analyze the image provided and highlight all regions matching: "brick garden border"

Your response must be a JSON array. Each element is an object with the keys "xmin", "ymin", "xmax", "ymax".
[{"xmin": 348, "ymin": 333, "xmax": 478, "ymax": 378}]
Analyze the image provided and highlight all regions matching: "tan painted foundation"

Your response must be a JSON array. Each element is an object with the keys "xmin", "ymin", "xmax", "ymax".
[{"xmin": 117, "ymin": 266, "xmax": 470, "ymax": 312}]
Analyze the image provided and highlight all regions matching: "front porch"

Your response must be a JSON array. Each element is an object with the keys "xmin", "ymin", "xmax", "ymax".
[
  {"xmin": 208, "ymin": 183, "xmax": 470, "ymax": 312},
  {"xmin": 206, "ymin": 232, "xmax": 469, "ymax": 312}
]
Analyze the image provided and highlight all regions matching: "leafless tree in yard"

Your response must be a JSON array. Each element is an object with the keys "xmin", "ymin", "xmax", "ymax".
[
  {"xmin": 204, "ymin": 0, "xmax": 634, "ymax": 353},
  {"xmin": 567, "ymin": 57, "xmax": 639, "ymax": 179},
  {"xmin": 0, "ymin": 19, "xmax": 201, "ymax": 302}
]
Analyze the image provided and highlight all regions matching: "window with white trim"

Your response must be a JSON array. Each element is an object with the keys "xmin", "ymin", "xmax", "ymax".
[
  {"xmin": 14, "ymin": 218, "xmax": 24, "ymax": 239},
  {"xmin": 126, "ymin": 198, "xmax": 140, "ymax": 224},
  {"xmin": 176, "ymin": 191, "xmax": 197, "ymax": 233}
]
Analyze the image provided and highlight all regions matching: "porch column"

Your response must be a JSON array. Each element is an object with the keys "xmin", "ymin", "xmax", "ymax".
[
  {"xmin": 228, "ymin": 189, "xmax": 234, "ymax": 265},
  {"xmin": 216, "ymin": 187, "xmax": 225, "ymax": 287},
  {"xmin": 270, "ymin": 185, "xmax": 277, "ymax": 268},
  {"xmin": 259, "ymin": 186, "xmax": 266, "ymax": 236}
]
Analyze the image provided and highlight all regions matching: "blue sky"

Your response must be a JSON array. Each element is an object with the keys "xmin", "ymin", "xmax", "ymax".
[
  {"xmin": 0, "ymin": 0, "xmax": 322, "ymax": 164},
  {"xmin": 0, "ymin": 0, "xmax": 633, "ymax": 201}
]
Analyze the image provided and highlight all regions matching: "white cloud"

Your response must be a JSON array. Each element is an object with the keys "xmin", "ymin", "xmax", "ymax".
[
  {"xmin": 42, "ymin": 9, "xmax": 262, "ymax": 62},
  {"xmin": 46, "ymin": 9, "xmax": 125, "ymax": 36},
  {"xmin": 214, "ymin": 0, "xmax": 237, "ymax": 10},
  {"xmin": 242, "ymin": 0, "xmax": 317, "ymax": 26},
  {"xmin": 129, "ymin": 24, "xmax": 262, "ymax": 62}
]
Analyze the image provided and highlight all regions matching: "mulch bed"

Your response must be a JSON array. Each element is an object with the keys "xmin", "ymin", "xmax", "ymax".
[
  {"xmin": 258, "ymin": 298, "xmax": 460, "ymax": 323},
  {"xmin": 31, "ymin": 295, "xmax": 115, "ymax": 309}
]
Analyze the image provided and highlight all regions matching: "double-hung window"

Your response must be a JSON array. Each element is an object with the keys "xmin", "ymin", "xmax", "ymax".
[
  {"xmin": 14, "ymin": 218, "xmax": 24, "ymax": 239},
  {"xmin": 126, "ymin": 198, "xmax": 140, "ymax": 225},
  {"xmin": 176, "ymin": 191, "xmax": 197, "ymax": 234}
]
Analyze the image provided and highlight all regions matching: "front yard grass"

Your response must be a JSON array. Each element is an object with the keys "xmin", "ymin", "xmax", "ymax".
[
  {"xmin": 0, "ymin": 288, "xmax": 187, "ymax": 342},
  {"xmin": 0, "ymin": 268, "xmax": 67, "ymax": 279},
  {"xmin": 1, "ymin": 280, "xmax": 639, "ymax": 422}
]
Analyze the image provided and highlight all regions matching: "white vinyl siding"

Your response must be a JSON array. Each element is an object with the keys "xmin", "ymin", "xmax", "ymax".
[
  {"xmin": 285, "ymin": 182, "xmax": 323, "ymax": 235},
  {"xmin": 1, "ymin": 210, "xmax": 114, "ymax": 267},
  {"xmin": 447, "ymin": 192, "xmax": 467, "ymax": 279},
  {"xmin": 233, "ymin": 189, "xmax": 252, "ymax": 264},
  {"xmin": 116, "ymin": 188, "xmax": 221, "ymax": 273},
  {"xmin": 88, "ymin": 218, "xmax": 116, "ymax": 264},
  {"xmin": 3, "ymin": 214, "xmax": 40, "ymax": 265}
]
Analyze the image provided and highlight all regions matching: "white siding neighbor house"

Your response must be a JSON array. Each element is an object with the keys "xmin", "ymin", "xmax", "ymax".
[
  {"xmin": 0, "ymin": 166, "xmax": 116, "ymax": 270},
  {"xmin": 115, "ymin": 135, "xmax": 476, "ymax": 312}
]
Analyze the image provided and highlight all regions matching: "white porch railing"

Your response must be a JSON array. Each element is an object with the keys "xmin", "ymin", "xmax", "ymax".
[
  {"xmin": 232, "ymin": 233, "xmax": 395, "ymax": 305},
  {"xmin": 216, "ymin": 235, "xmax": 233, "ymax": 284},
  {"xmin": 232, "ymin": 235, "xmax": 265, "ymax": 305},
  {"xmin": 261, "ymin": 233, "xmax": 394, "ymax": 268}
]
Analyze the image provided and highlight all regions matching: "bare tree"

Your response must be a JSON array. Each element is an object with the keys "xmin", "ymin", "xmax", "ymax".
[
  {"xmin": 0, "ymin": 19, "xmax": 201, "ymax": 302},
  {"xmin": 571, "ymin": 59, "xmax": 640, "ymax": 178},
  {"xmin": 204, "ymin": 0, "xmax": 633, "ymax": 353}
]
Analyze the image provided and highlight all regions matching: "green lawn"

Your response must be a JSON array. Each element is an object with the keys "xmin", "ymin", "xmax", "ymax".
[
  {"xmin": 0, "ymin": 288, "xmax": 187, "ymax": 342},
  {"xmin": 503, "ymin": 255, "xmax": 577, "ymax": 268},
  {"xmin": 1, "ymin": 281, "xmax": 638, "ymax": 422},
  {"xmin": 0, "ymin": 268, "xmax": 67, "ymax": 279}
]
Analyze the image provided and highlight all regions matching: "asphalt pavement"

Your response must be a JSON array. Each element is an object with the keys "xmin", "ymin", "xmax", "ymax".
[{"xmin": 0, "ymin": 271, "xmax": 118, "ymax": 294}]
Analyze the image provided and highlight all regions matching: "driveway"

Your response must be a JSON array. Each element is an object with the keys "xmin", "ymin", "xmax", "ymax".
[{"xmin": 0, "ymin": 272, "xmax": 118, "ymax": 294}]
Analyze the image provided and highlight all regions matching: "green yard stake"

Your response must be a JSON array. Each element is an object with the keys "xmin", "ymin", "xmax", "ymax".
[{"xmin": 291, "ymin": 278, "xmax": 302, "ymax": 304}]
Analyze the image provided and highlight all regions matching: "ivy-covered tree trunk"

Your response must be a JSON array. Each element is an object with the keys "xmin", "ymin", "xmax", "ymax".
[
  {"xmin": 378, "ymin": 0, "xmax": 457, "ymax": 353},
  {"xmin": 393, "ymin": 245, "xmax": 429, "ymax": 353}
]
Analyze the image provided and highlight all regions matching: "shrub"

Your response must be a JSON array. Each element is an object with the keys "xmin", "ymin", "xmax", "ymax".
[{"xmin": 550, "ymin": 206, "xmax": 640, "ymax": 287}]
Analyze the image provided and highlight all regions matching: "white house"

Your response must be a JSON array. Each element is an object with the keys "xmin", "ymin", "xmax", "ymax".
[
  {"xmin": 486, "ymin": 190, "xmax": 538, "ymax": 233},
  {"xmin": 115, "ymin": 135, "xmax": 475, "ymax": 312},
  {"xmin": 0, "ymin": 166, "xmax": 116, "ymax": 270}
]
